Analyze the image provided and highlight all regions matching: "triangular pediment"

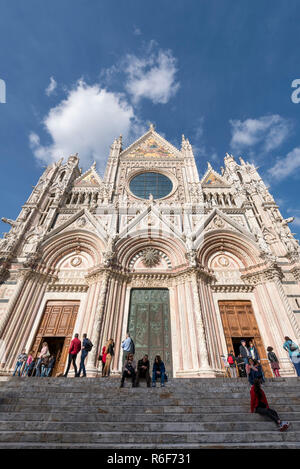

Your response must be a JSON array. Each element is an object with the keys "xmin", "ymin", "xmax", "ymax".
[
  {"xmin": 193, "ymin": 208, "xmax": 255, "ymax": 249},
  {"xmin": 43, "ymin": 209, "xmax": 107, "ymax": 243},
  {"xmin": 73, "ymin": 165, "xmax": 103, "ymax": 187},
  {"xmin": 201, "ymin": 164, "xmax": 230, "ymax": 187},
  {"xmin": 120, "ymin": 127, "xmax": 181, "ymax": 159},
  {"xmin": 118, "ymin": 205, "xmax": 183, "ymax": 240}
]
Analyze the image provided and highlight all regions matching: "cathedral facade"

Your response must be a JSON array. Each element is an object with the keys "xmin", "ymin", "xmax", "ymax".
[{"xmin": 0, "ymin": 125, "xmax": 300, "ymax": 378}]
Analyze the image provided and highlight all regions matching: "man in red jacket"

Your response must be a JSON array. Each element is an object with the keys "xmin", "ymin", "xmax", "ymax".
[{"xmin": 63, "ymin": 333, "xmax": 81, "ymax": 377}]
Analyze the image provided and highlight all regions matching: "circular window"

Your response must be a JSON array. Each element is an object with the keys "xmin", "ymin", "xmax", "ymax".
[{"xmin": 129, "ymin": 172, "xmax": 173, "ymax": 200}]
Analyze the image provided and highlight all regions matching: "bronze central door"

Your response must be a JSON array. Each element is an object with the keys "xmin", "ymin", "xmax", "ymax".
[{"xmin": 128, "ymin": 289, "xmax": 172, "ymax": 376}]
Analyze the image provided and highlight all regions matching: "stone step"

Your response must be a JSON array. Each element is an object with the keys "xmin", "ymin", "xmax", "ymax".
[
  {"xmin": 0, "ymin": 430, "xmax": 299, "ymax": 444},
  {"xmin": 0, "ymin": 441, "xmax": 299, "ymax": 449},
  {"xmin": 1, "ymin": 403, "xmax": 299, "ymax": 414},
  {"xmin": 1, "ymin": 377, "xmax": 299, "ymax": 388},
  {"xmin": 0, "ymin": 420, "xmax": 298, "ymax": 433},
  {"xmin": 1, "ymin": 387, "xmax": 299, "ymax": 397},
  {"xmin": 0, "ymin": 411, "xmax": 298, "ymax": 422},
  {"xmin": 1, "ymin": 396, "xmax": 298, "ymax": 407}
]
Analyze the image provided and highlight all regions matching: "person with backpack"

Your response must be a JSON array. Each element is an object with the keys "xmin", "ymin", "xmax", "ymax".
[
  {"xmin": 76, "ymin": 333, "xmax": 93, "ymax": 377},
  {"xmin": 227, "ymin": 350, "xmax": 237, "ymax": 378},
  {"xmin": 250, "ymin": 378, "xmax": 289, "ymax": 432},
  {"xmin": 267, "ymin": 346, "xmax": 280, "ymax": 377},
  {"xmin": 121, "ymin": 332, "xmax": 135, "ymax": 363},
  {"xmin": 283, "ymin": 336, "xmax": 300, "ymax": 376}
]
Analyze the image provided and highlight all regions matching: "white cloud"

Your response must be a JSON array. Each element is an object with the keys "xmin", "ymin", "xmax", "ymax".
[
  {"xmin": 268, "ymin": 147, "xmax": 300, "ymax": 181},
  {"xmin": 45, "ymin": 76, "xmax": 57, "ymax": 96},
  {"xmin": 124, "ymin": 46, "xmax": 179, "ymax": 104},
  {"xmin": 230, "ymin": 115, "xmax": 292, "ymax": 153},
  {"xmin": 30, "ymin": 80, "xmax": 145, "ymax": 171}
]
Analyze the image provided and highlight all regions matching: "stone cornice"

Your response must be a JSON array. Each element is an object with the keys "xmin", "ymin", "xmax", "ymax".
[{"xmin": 240, "ymin": 262, "xmax": 283, "ymax": 285}]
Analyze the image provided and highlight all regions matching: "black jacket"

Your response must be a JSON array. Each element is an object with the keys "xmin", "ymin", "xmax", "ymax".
[
  {"xmin": 239, "ymin": 345, "xmax": 249, "ymax": 358},
  {"xmin": 137, "ymin": 359, "xmax": 150, "ymax": 372}
]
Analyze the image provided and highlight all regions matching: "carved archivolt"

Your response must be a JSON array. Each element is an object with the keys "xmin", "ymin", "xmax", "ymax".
[{"xmin": 129, "ymin": 249, "xmax": 172, "ymax": 270}]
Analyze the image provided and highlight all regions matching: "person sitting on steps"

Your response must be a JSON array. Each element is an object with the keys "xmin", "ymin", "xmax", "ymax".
[
  {"xmin": 250, "ymin": 378, "xmax": 289, "ymax": 432},
  {"xmin": 120, "ymin": 353, "xmax": 136, "ymax": 388},
  {"xmin": 135, "ymin": 354, "xmax": 151, "ymax": 387},
  {"xmin": 152, "ymin": 355, "xmax": 166, "ymax": 388}
]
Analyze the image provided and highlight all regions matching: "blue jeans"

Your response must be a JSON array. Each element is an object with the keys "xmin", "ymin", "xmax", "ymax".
[
  {"xmin": 22, "ymin": 364, "xmax": 30, "ymax": 376},
  {"xmin": 78, "ymin": 350, "xmax": 88, "ymax": 376},
  {"xmin": 292, "ymin": 360, "xmax": 300, "ymax": 377},
  {"xmin": 45, "ymin": 366, "xmax": 54, "ymax": 377},
  {"xmin": 13, "ymin": 361, "xmax": 23, "ymax": 376},
  {"xmin": 152, "ymin": 370, "xmax": 165, "ymax": 385},
  {"xmin": 35, "ymin": 358, "xmax": 43, "ymax": 377}
]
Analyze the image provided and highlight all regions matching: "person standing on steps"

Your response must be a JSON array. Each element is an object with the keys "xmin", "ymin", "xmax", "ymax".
[
  {"xmin": 76, "ymin": 333, "xmax": 93, "ymax": 377},
  {"xmin": 99, "ymin": 343, "xmax": 107, "ymax": 377},
  {"xmin": 13, "ymin": 349, "xmax": 27, "ymax": 376},
  {"xmin": 227, "ymin": 350, "xmax": 237, "ymax": 378},
  {"xmin": 249, "ymin": 340, "xmax": 260, "ymax": 361},
  {"xmin": 250, "ymin": 378, "xmax": 289, "ymax": 432},
  {"xmin": 64, "ymin": 333, "xmax": 81, "ymax": 377},
  {"xmin": 267, "ymin": 346, "xmax": 281, "ymax": 377},
  {"xmin": 22, "ymin": 350, "xmax": 34, "ymax": 376},
  {"xmin": 35, "ymin": 342, "xmax": 50, "ymax": 377},
  {"xmin": 121, "ymin": 332, "xmax": 135, "ymax": 364},
  {"xmin": 283, "ymin": 336, "xmax": 300, "ymax": 377},
  {"xmin": 103, "ymin": 338, "xmax": 114, "ymax": 377},
  {"xmin": 239, "ymin": 339, "xmax": 250, "ymax": 366}
]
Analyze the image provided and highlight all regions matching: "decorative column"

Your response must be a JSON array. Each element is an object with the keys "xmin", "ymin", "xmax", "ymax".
[
  {"xmin": 190, "ymin": 271, "xmax": 215, "ymax": 377},
  {"xmin": 0, "ymin": 270, "xmax": 30, "ymax": 338},
  {"xmin": 86, "ymin": 270, "xmax": 110, "ymax": 375}
]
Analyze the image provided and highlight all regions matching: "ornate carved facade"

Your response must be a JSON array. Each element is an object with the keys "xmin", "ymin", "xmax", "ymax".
[{"xmin": 0, "ymin": 126, "xmax": 300, "ymax": 377}]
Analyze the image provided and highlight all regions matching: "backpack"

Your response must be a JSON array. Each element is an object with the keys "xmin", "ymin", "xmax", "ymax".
[
  {"xmin": 289, "ymin": 341, "xmax": 298, "ymax": 352},
  {"xmin": 84, "ymin": 339, "xmax": 93, "ymax": 352},
  {"xmin": 227, "ymin": 355, "xmax": 234, "ymax": 365}
]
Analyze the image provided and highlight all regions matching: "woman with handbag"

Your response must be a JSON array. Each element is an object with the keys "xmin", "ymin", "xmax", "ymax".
[{"xmin": 283, "ymin": 336, "xmax": 300, "ymax": 376}]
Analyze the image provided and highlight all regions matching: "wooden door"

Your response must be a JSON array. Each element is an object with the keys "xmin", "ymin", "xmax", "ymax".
[
  {"xmin": 32, "ymin": 301, "xmax": 79, "ymax": 376},
  {"xmin": 218, "ymin": 300, "xmax": 272, "ymax": 378}
]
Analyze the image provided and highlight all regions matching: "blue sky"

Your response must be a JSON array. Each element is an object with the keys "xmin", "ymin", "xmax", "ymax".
[{"xmin": 1, "ymin": 1, "xmax": 300, "ymax": 237}]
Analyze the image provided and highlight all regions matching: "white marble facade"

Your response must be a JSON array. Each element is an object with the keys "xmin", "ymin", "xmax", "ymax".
[{"xmin": 0, "ymin": 126, "xmax": 300, "ymax": 377}]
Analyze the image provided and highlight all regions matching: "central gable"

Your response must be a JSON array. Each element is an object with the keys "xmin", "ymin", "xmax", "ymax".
[{"xmin": 120, "ymin": 127, "xmax": 181, "ymax": 159}]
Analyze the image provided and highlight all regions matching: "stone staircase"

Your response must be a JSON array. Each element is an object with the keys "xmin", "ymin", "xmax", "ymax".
[{"xmin": 0, "ymin": 376, "xmax": 299, "ymax": 448}]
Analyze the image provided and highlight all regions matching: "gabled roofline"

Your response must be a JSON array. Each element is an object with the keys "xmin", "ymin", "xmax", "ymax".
[{"xmin": 119, "ymin": 126, "xmax": 182, "ymax": 159}]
